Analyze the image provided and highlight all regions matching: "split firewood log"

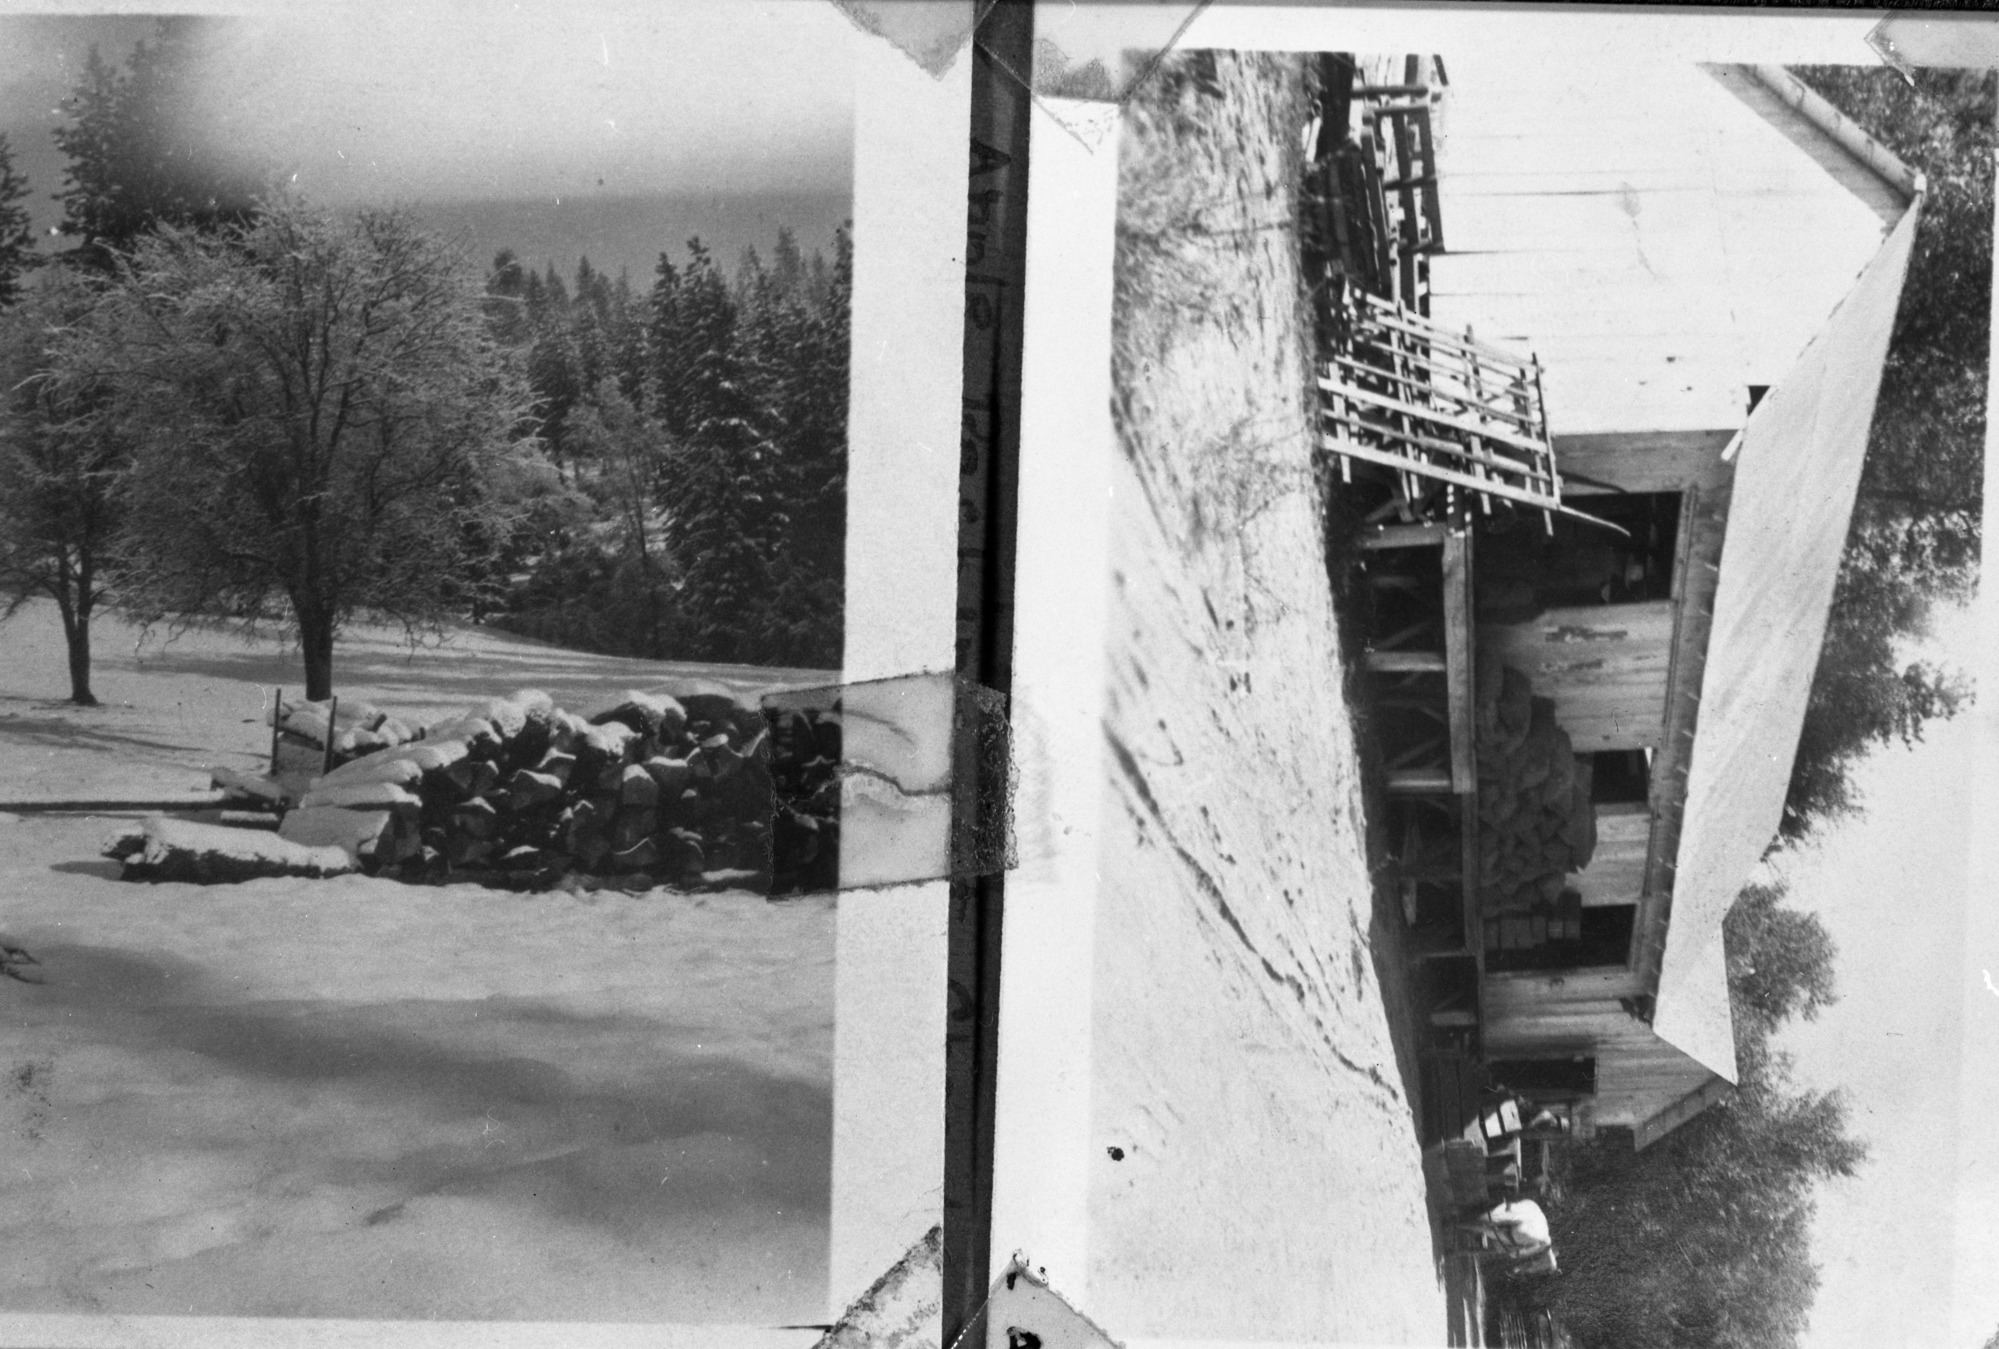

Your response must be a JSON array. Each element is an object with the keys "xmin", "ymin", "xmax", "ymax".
[
  {"xmin": 453, "ymin": 796, "xmax": 500, "ymax": 839},
  {"xmin": 295, "ymin": 780, "xmax": 423, "ymax": 821},
  {"xmin": 619, "ymin": 763, "xmax": 659, "ymax": 808},
  {"xmin": 278, "ymin": 805, "xmax": 397, "ymax": 863},
  {"xmin": 609, "ymin": 836, "xmax": 659, "ymax": 873},
  {"xmin": 318, "ymin": 750, "xmax": 425, "ymax": 791},
  {"xmin": 424, "ymin": 716, "xmax": 500, "ymax": 760},
  {"xmin": 449, "ymin": 835, "xmax": 496, "ymax": 868},
  {"xmin": 536, "ymin": 748, "xmax": 576, "ymax": 787},
  {"xmin": 506, "ymin": 769, "xmax": 565, "ymax": 811},
  {"xmin": 500, "ymin": 844, "xmax": 543, "ymax": 872},
  {"xmin": 644, "ymin": 756, "xmax": 693, "ymax": 798},
  {"xmin": 590, "ymin": 691, "xmax": 689, "ymax": 745}
]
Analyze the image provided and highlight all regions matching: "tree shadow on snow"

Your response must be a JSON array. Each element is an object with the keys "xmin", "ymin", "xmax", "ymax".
[
  {"xmin": 9, "ymin": 940, "xmax": 833, "ymax": 1239},
  {"xmin": 0, "ymin": 714, "xmax": 216, "ymax": 762}
]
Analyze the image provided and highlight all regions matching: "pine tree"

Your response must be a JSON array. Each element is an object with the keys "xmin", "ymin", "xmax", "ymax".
[
  {"xmin": 52, "ymin": 23, "xmax": 259, "ymax": 268},
  {"xmin": 0, "ymin": 136, "xmax": 36, "ymax": 309}
]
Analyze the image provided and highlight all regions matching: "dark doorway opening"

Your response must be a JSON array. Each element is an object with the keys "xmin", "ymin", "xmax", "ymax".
[
  {"xmin": 1475, "ymin": 491, "xmax": 1682, "ymax": 619},
  {"xmin": 1591, "ymin": 749, "xmax": 1651, "ymax": 805},
  {"xmin": 1488, "ymin": 902, "xmax": 1637, "ymax": 973},
  {"xmin": 1488, "ymin": 1055, "xmax": 1598, "ymax": 1103}
]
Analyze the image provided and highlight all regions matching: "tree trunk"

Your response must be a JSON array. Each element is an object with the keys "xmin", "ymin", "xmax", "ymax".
[
  {"xmin": 300, "ymin": 605, "xmax": 336, "ymax": 702},
  {"xmin": 61, "ymin": 606, "xmax": 97, "ymax": 707}
]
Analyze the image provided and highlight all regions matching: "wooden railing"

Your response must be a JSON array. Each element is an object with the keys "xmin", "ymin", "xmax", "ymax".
[{"xmin": 1320, "ymin": 289, "xmax": 1620, "ymax": 535}]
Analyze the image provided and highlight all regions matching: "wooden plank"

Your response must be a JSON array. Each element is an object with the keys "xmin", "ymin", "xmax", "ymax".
[
  {"xmin": 1387, "ymin": 768, "xmax": 1453, "ymax": 795},
  {"xmin": 1550, "ymin": 430, "xmax": 1737, "ymax": 495},
  {"xmin": 1355, "ymin": 299, "xmax": 1542, "ymax": 368},
  {"xmin": 1575, "ymin": 807, "xmax": 1652, "ymax": 907},
  {"xmin": 1414, "ymin": 107, "xmax": 1445, "ymax": 251},
  {"xmin": 1324, "ymin": 406, "xmax": 1550, "ymax": 479},
  {"xmin": 1360, "ymin": 522, "xmax": 1447, "ymax": 550},
  {"xmin": 1366, "ymin": 649, "xmax": 1447, "ymax": 674},
  {"xmin": 1318, "ymin": 378, "xmax": 1555, "ymax": 458},
  {"xmin": 1443, "ymin": 530, "xmax": 1476, "ymax": 794},
  {"xmin": 1462, "ymin": 795, "xmax": 1482, "ymax": 966},
  {"xmin": 1480, "ymin": 601, "xmax": 1677, "ymax": 752},
  {"xmin": 1324, "ymin": 436, "xmax": 1625, "ymax": 530},
  {"xmin": 1330, "ymin": 352, "xmax": 1540, "ymax": 432}
]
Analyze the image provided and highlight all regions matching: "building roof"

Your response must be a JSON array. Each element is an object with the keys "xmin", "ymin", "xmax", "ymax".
[
  {"xmin": 1430, "ymin": 59, "xmax": 1917, "ymax": 436},
  {"xmin": 1650, "ymin": 199, "xmax": 1922, "ymax": 1081},
  {"xmin": 1428, "ymin": 60, "xmax": 1925, "ymax": 1102}
]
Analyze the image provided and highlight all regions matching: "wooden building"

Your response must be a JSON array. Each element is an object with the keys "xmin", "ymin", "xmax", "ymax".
[{"xmin": 1426, "ymin": 61, "xmax": 1923, "ymax": 1145}]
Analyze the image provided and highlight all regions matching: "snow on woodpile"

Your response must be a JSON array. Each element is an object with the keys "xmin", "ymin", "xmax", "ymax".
[
  {"xmin": 270, "ymin": 694, "xmax": 420, "ymax": 763},
  {"xmin": 120, "ymin": 685, "xmax": 841, "ymax": 893},
  {"xmin": 105, "ymin": 816, "xmax": 358, "ymax": 882}
]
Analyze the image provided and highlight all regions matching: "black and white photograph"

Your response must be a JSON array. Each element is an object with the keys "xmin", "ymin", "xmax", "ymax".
[
  {"xmin": 0, "ymin": 2, "xmax": 969, "ymax": 1342},
  {"xmin": 993, "ymin": 8, "xmax": 1993, "ymax": 1349},
  {"xmin": 2, "ymin": 3, "xmax": 1995, "ymax": 1349}
]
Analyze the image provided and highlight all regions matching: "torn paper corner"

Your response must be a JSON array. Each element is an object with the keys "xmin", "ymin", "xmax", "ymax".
[
  {"xmin": 831, "ymin": 0, "xmax": 987, "ymax": 78},
  {"xmin": 981, "ymin": 1258, "xmax": 1126, "ymax": 1349},
  {"xmin": 814, "ymin": 1223, "xmax": 943, "ymax": 1349},
  {"xmin": 1866, "ymin": 14, "xmax": 1999, "ymax": 78}
]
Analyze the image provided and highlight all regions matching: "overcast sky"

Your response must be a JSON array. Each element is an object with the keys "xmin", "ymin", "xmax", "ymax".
[{"xmin": 0, "ymin": 1, "xmax": 856, "ymax": 283}]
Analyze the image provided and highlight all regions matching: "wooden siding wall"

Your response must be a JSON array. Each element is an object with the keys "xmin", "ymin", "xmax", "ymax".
[
  {"xmin": 1482, "ymin": 969, "xmax": 1716, "ymax": 1129},
  {"xmin": 1554, "ymin": 430, "xmax": 1738, "ymax": 496},
  {"xmin": 1575, "ymin": 805, "xmax": 1648, "ymax": 907},
  {"xmin": 1479, "ymin": 601, "xmax": 1675, "ymax": 751},
  {"xmin": 1430, "ymin": 60, "xmax": 1899, "ymax": 436},
  {"xmin": 1496, "ymin": 432, "xmax": 1737, "ymax": 969}
]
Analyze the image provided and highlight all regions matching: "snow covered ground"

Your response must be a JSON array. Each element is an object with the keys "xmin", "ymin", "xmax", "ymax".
[
  {"xmin": 1033, "ymin": 49, "xmax": 1444, "ymax": 1342},
  {"xmin": 0, "ymin": 602, "xmax": 837, "ymax": 1325}
]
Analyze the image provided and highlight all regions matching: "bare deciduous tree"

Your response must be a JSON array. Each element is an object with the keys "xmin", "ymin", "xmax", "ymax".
[
  {"xmin": 52, "ymin": 197, "xmax": 538, "ymax": 699},
  {"xmin": 0, "ymin": 269, "xmax": 122, "ymax": 705}
]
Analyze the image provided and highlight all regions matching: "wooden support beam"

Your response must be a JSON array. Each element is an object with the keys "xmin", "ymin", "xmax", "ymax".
[
  {"xmin": 1387, "ymin": 768, "xmax": 1453, "ymax": 795},
  {"xmin": 1353, "ymin": 299, "xmax": 1540, "ymax": 368},
  {"xmin": 1443, "ymin": 530, "xmax": 1476, "ymax": 794},
  {"xmin": 1366, "ymin": 649, "xmax": 1447, "ymax": 674},
  {"xmin": 1361, "ymin": 522, "xmax": 1447, "ymax": 550},
  {"xmin": 1318, "ymin": 376, "xmax": 1554, "ymax": 457},
  {"xmin": 1462, "ymin": 796, "xmax": 1483, "ymax": 977}
]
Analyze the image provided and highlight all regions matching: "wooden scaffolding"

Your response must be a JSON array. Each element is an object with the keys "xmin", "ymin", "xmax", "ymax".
[
  {"xmin": 1319, "ymin": 289, "xmax": 1582, "ymax": 530},
  {"xmin": 1308, "ymin": 54, "xmax": 1447, "ymax": 315}
]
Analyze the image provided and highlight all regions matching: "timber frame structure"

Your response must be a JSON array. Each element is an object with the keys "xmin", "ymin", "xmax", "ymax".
[{"xmin": 1321, "ymin": 55, "xmax": 1927, "ymax": 1148}]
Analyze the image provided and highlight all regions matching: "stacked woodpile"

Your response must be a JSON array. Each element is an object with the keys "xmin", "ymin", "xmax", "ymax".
[
  {"xmin": 128, "ymin": 686, "xmax": 841, "ymax": 894},
  {"xmin": 271, "ymin": 696, "xmax": 421, "ymax": 766},
  {"xmin": 1474, "ymin": 655, "xmax": 1595, "ymax": 947}
]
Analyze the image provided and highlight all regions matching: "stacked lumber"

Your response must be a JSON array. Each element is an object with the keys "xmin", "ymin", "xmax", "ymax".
[
  {"xmin": 1474, "ymin": 655, "xmax": 1595, "ymax": 950},
  {"xmin": 263, "ymin": 686, "xmax": 840, "ymax": 894}
]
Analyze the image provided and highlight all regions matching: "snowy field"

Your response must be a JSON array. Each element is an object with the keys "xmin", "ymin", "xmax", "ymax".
[{"xmin": 0, "ymin": 602, "xmax": 837, "ymax": 1324}]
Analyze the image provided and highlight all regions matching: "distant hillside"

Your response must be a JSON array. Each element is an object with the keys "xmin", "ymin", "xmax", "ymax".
[{"xmin": 418, "ymin": 190, "xmax": 852, "ymax": 287}]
